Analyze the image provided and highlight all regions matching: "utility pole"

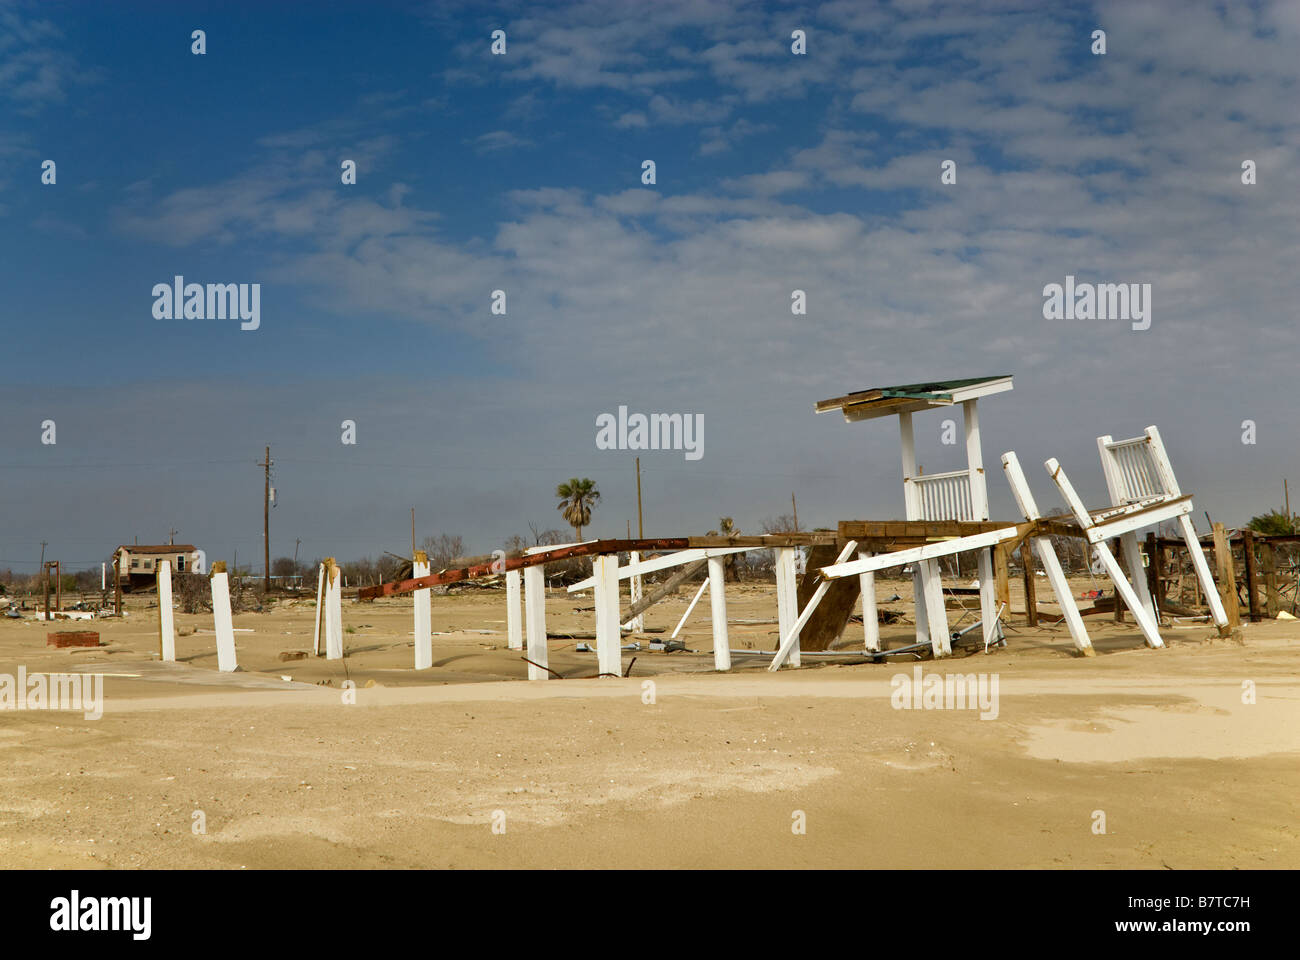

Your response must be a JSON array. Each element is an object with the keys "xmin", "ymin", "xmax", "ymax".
[
  {"xmin": 411, "ymin": 508, "xmax": 416, "ymax": 558},
  {"xmin": 168, "ymin": 528, "xmax": 177, "ymax": 545},
  {"xmin": 635, "ymin": 457, "xmax": 644, "ymax": 537},
  {"xmin": 294, "ymin": 538, "xmax": 302, "ymax": 573},
  {"xmin": 1285, "ymin": 478, "xmax": 1290, "ymax": 521},
  {"xmin": 791, "ymin": 493, "xmax": 799, "ymax": 532},
  {"xmin": 259, "ymin": 445, "xmax": 272, "ymax": 593},
  {"xmin": 39, "ymin": 540, "xmax": 47, "ymax": 572}
]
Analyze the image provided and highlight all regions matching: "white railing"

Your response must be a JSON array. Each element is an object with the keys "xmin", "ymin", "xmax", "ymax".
[
  {"xmin": 911, "ymin": 468, "xmax": 975, "ymax": 522},
  {"xmin": 1103, "ymin": 437, "xmax": 1166, "ymax": 504}
]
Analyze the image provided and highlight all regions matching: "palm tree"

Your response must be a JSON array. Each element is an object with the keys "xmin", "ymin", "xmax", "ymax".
[{"xmin": 556, "ymin": 478, "xmax": 600, "ymax": 541}]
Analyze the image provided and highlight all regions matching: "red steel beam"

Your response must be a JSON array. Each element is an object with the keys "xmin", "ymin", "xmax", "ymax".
[{"xmin": 356, "ymin": 538, "xmax": 691, "ymax": 600}]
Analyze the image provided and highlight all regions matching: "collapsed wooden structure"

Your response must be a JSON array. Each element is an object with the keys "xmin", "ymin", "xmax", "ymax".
[{"xmin": 167, "ymin": 375, "xmax": 1236, "ymax": 678}]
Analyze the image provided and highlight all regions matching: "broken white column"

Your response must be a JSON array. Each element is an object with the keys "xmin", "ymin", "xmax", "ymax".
[
  {"xmin": 157, "ymin": 559, "xmax": 175, "ymax": 662},
  {"xmin": 505, "ymin": 569, "xmax": 523, "ymax": 651},
  {"xmin": 210, "ymin": 562, "xmax": 238, "ymax": 672},
  {"xmin": 774, "ymin": 547, "xmax": 801, "ymax": 667},
  {"xmin": 593, "ymin": 554, "xmax": 622, "ymax": 677},
  {"xmin": 707, "ymin": 556, "xmax": 731, "ymax": 671},
  {"xmin": 413, "ymin": 550, "xmax": 432, "ymax": 670},
  {"xmin": 1002, "ymin": 451, "xmax": 1092, "ymax": 654},
  {"xmin": 523, "ymin": 564, "xmax": 549, "ymax": 680},
  {"xmin": 627, "ymin": 551, "xmax": 645, "ymax": 633},
  {"xmin": 857, "ymin": 549, "xmax": 880, "ymax": 652},
  {"xmin": 324, "ymin": 558, "xmax": 344, "ymax": 660},
  {"xmin": 922, "ymin": 558, "xmax": 951, "ymax": 657}
]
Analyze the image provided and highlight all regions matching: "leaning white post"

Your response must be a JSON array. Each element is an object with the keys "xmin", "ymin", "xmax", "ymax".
[
  {"xmin": 671, "ymin": 577, "xmax": 709, "ymax": 640},
  {"xmin": 1002, "ymin": 451, "xmax": 1093, "ymax": 655},
  {"xmin": 769, "ymin": 541, "xmax": 857, "ymax": 671},
  {"xmin": 505, "ymin": 569, "xmax": 523, "ymax": 650},
  {"xmin": 523, "ymin": 564, "xmax": 549, "ymax": 680},
  {"xmin": 1046, "ymin": 459, "xmax": 1164, "ymax": 649},
  {"xmin": 922, "ymin": 558, "xmax": 951, "ymax": 657},
  {"xmin": 707, "ymin": 556, "xmax": 731, "ymax": 671},
  {"xmin": 413, "ymin": 550, "xmax": 432, "ymax": 669},
  {"xmin": 312, "ymin": 562, "xmax": 325, "ymax": 655},
  {"xmin": 324, "ymin": 557, "xmax": 344, "ymax": 660},
  {"xmin": 857, "ymin": 550, "xmax": 880, "ymax": 652},
  {"xmin": 157, "ymin": 559, "xmax": 176, "ymax": 662},
  {"xmin": 774, "ymin": 547, "xmax": 801, "ymax": 667},
  {"xmin": 1176, "ymin": 514, "xmax": 1231, "ymax": 630},
  {"xmin": 209, "ymin": 561, "xmax": 238, "ymax": 672},
  {"xmin": 593, "ymin": 554, "xmax": 622, "ymax": 677},
  {"xmin": 627, "ymin": 551, "xmax": 645, "ymax": 633}
]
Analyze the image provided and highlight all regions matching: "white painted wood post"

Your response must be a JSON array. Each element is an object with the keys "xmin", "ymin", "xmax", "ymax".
[
  {"xmin": 976, "ymin": 548, "xmax": 999, "ymax": 646},
  {"xmin": 324, "ymin": 558, "xmax": 344, "ymax": 660},
  {"xmin": 769, "ymin": 541, "xmax": 857, "ymax": 671},
  {"xmin": 413, "ymin": 551, "xmax": 432, "ymax": 670},
  {"xmin": 210, "ymin": 562, "xmax": 238, "ymax": 672},
  {"xmin": 774, "ymin": 547, "xmax": 801, "ymax": 667},
  {"xmin": 524, "ymin": 564, "xmax": 549, "ymax": 680},
  {"xmin": 858, "ymin": 549, "xmax": 880, "ymax": 652},
  {"xmin": 1177, "ymin": 514, "xmax": 1231, "ymax": 629},
  {"xmin": 1046, "ymin": 459, "xmax": 1165, "ymax": 649},
  {"xmin": 707, "ymin": 555, "xmax": 731, "ymax": 671},
  {"xmin": 923, "ymin": 558, "xmax": 951, "ymax": 657},
  {"xmin": 157, "ymin": 559, "xmax": 175, "ymax": 662},
  {"xmin": 506, "ymin": 569, "xmax": 523, "ymax": 651},
  {"xmin": 912, "ymin": 564, "xmax": 929, "ymax": 645},
  {"xmin": 627, "ymin": 551, "xmax": 645, "ymax": 633},
  {"xmin": 1002, "ymin": 451, "xmax": 1093, "ymax": 654},
  {"xmin": 312, "ymin": 563, "xmax": 325, "ymax": 655},
  {"xmin": 593, "ymin": 554, "xmax": 622, "ymax": 677}
]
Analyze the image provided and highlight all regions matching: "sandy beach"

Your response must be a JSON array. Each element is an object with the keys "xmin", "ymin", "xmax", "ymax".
[{"xmin": 2, "ymin": 579, "xmax": 1296, "ymax": 869}]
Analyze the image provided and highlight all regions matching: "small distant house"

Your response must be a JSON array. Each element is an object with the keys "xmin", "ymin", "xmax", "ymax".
[{"xmin": 114, "ymin": 544, "xmax": 201, "ymax": 591}]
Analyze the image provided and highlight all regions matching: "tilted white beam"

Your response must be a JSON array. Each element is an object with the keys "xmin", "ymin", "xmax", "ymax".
[
  {"xmin": 566, "ymin": 546, "xmax": 749, "ymax": 592},
  {"xmin": 820, "ymin": 527, "xmax": 1022, "ymax": 580}
]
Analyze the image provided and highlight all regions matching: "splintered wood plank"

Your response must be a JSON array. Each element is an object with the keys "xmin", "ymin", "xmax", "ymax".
[{"xmin": 794, "ymin": 544, "xmax": 862, "ymax": 651}]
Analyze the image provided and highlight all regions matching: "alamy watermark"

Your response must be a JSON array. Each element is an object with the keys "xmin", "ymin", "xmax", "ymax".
[
  {"xmin": 0, "ymin": 667, "xmax": 103, "ymax": 720},
  {"xmin": 152, "ymin": 276, "xmax": 260, "ymax": 330},
  {"xmin": 890, "ymin": 665, "xmax": 999, "ymax": 720},
  {"xmin": 596, "ymin": 406, "xmax": 703, "ymax": 461},
  {"xmin": 1042, "ymin": 275, "xmax": 1151, "ymax": 331}
]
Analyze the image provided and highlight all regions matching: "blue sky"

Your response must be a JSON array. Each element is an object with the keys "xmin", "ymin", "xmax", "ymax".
[{"xmin": 2, "ymin": 0, "xmax": 1299, "ymax": 572}]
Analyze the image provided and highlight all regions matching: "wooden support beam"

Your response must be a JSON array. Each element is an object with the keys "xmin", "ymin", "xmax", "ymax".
[
  {"xmin": 1212, "ymin": 522, "xmax": 1241, "ymax": 630},
  {"xmin": 1241, "ymin": 529, "xmax": 1260, "ymax": 623},
  {"xmin": 1261, "ymin": 543, "xmax": 1280, "ymax": 617},
  {"xmin": 623, "ymin": 559, "xmax": 706, "ymax": 623},
  {"xmin": 312, "ymin": 563, "xmax": 325, "ymax": 655},
  {"xmin": 359, "ymin": 538, "xmax": 692, "ymax": 599},
  {"xmin": 994, "ymin": 544, "xmax": 1010, "ymax": 612},
  {"xmin": 1020, "ymin": 546, "xmax": 1038, "ymax": 626}
]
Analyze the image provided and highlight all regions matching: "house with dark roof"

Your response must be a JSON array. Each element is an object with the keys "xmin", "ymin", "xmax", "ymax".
[{"xmin": 114, "ymin": 544, "xmax": 202, "ymax": 590}]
